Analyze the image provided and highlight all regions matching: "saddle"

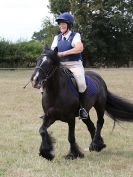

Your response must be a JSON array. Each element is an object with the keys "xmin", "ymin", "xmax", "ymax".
[{"xmin": 63, "ymin": 68, "xmax": 97, "ymax": 97}]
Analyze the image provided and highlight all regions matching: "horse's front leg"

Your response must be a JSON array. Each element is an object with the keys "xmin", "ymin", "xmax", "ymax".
[
  {"xmin": 65, "ymin": 118, "xmax": 84, "ymax": 159},
  {"xmin": 39, "ymin": 115, "xmax": 55, "ymax": 160}
]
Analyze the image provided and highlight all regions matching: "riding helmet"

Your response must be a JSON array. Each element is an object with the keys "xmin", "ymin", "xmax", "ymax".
[{"xmin": 56, "ymin": 12, "xmax": 74, "ymax": 28}]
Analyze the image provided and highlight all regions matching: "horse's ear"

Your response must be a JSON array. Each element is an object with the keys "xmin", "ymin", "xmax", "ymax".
[
  {"xmin": 54, "ymin": 47, "xmax": 58, "ymax": 54},
  {"xmin": 42, "ymin": 44, "xmax": 50, "ymax": 54},
  {"xmin": 45, "ymin": 44, "xmax": 50, "ymax": 50}
]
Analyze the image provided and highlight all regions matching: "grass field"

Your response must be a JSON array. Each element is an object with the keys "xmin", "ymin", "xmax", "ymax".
[{"xmin": 0, "ymin": 68, "xmax": 133, "ymax": 177}]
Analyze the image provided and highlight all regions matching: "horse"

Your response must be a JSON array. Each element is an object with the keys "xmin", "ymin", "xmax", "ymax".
[{"xmin": 31, "ymin": 46, "xmax": 133, "ymax": 160}]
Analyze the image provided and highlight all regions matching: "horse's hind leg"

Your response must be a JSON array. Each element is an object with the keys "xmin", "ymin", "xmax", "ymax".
[
  {"xmin": 89, "ymin": 106, "xmax": 106, "ymax": 152},
  {"xmin": 82, "ymin": 114, "xmax": 95, "ymax": 140},
  {"xmin": 65, "ymin": 118, "xmax": 84, "ymax": 159}
]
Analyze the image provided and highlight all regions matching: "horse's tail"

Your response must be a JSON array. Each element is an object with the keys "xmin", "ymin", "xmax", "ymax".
[{"xmin": 105, "ymin": 90, "xmax": 133, "ymax": 122}]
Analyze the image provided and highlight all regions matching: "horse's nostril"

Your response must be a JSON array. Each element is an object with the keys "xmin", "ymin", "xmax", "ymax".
[{"xmin": 31, "ymin": 80, "xmax": 41, "ymax": 89}]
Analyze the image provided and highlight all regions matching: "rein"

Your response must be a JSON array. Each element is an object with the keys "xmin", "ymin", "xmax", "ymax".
[{"xmin": 36, "ymin": 65, "xmax": 58, "ymax": 85}]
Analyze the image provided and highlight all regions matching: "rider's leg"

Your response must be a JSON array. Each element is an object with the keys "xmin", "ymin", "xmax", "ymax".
[
  {"xmin": 61, "ymin": 60, "xmax": 88, "ymax": 119},
  {"xmin": 77, "ymin": 78, "xmax": 88, "ymax": 119},
  {"xmin": 79, "ymin": 89, "xmax": 88, "ymax": 119}
]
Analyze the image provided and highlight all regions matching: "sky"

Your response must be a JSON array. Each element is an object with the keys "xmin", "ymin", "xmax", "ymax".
[{"xmin": 0, "ymin": 0, "xmax": 52, "ymax": 42}]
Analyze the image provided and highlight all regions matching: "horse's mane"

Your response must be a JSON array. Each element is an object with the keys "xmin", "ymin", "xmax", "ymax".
[{"xmin": 43, "ymin": 45, "xmax": 60, "ymax": 65}]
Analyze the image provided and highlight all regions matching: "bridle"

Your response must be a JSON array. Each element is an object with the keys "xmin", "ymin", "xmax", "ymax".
[{"xmin": 35, "ymin": 63, "xmax": 58, "ymax": 85}]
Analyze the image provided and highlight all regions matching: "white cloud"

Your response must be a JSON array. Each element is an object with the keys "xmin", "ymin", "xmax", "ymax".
[{"xmin": 0, "ymin": 0, "xmax": 51, "ymax": 42}]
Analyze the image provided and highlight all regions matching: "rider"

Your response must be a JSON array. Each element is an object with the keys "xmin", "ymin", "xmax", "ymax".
[{"xmin": 51, "ymin": 12, "xmax": 88, "ymax": 119}]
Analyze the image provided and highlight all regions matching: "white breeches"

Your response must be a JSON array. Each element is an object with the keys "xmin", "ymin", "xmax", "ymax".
[{"xmin": 61, "ymin": 60, "xmax": 87, "ymax": 93}]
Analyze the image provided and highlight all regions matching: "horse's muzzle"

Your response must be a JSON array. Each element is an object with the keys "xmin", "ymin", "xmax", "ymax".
[{"xmin": 31, "ymin": 80, "xmax": 41, "ymax": 89}]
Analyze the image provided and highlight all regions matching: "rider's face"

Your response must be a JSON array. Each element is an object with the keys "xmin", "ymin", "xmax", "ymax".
[{"xmin": 59, "ymin": 22, "xmax": 68, "ymax": 34}]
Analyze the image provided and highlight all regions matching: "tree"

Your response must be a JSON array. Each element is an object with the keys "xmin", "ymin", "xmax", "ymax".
[
  {"xmin": 32, "ymin": 17, "xmax": 58, "ymax": 46},
  {"xmin": 69, "ymin": 0, "xmax": 133, "ymax": 66},
  {"xmin": 48, "ymin": 0, "xmax": 71, "ymax": 14},
  {"xmin": 34, "ymin": 0, "xmax": 133, "ymax": 67}
]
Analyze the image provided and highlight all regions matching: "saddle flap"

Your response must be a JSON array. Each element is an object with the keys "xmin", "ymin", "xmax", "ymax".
[{"xmin": 63, "ymin": 68, "xmax": 97, "ymax": 97}]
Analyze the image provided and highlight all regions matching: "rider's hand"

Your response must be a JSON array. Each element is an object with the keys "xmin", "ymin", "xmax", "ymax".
[{"xmin": 58, "ymin": 52, "xmax": 65, "ymax": 57}]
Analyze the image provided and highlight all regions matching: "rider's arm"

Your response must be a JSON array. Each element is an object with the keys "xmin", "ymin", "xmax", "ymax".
[
  {"xmin": 51, "ymin": 36, "xmax": 58, "ymax": 50},
  {"xmin": 58, "ymin": 33, "xmax": 84, "ymax": 57}
]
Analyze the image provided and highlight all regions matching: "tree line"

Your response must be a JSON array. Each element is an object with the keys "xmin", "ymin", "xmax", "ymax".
[{"xmin": 0, "ymin": 0, "xmax": 133, "ymax": 68}]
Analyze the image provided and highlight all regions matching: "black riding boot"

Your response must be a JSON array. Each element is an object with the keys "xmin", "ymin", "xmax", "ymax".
[{"xmin": 79, "ymin": 90, "xmax": 88, "ymax": 119}]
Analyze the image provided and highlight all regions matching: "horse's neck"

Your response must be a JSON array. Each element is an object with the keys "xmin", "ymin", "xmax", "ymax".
[
  {"xmin": 46, "ymin": 67, "xmax": 68, "ymax": 96},
  {"xmin": 46, "ymin": 68, "xmax": 61, "ymax": 94}
]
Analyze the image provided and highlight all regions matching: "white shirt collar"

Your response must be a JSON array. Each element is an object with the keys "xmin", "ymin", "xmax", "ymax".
[{"xmin": 62, "ymin": 31, "xmax": 72, "ymax": 40}]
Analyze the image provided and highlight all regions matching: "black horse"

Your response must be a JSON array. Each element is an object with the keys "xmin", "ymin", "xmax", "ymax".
[{"xmin": 31, "ymin": 46, "xmax": 133, "ymax": 160}]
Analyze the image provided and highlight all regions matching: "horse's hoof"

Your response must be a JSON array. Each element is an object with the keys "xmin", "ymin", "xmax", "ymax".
[
  {"xmin": 65, "ymin": 153, "xmax": 75, "ymax": 160},
  {"xmin": 89, "ymin": 142, "xmax": 106, "ymax": 152},
  {"xmin": 65, "ymin": 152, "xmax": 84, "ymax": 160},
  {"xmin": 39, "ymin": 150, "xmax": 55, "ymax": 160}
]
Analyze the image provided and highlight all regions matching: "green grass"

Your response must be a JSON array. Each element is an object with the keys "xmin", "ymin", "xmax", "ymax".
[{"xmin": 0, "ymin": 69, "xmax": 133, "ymax": 177}]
